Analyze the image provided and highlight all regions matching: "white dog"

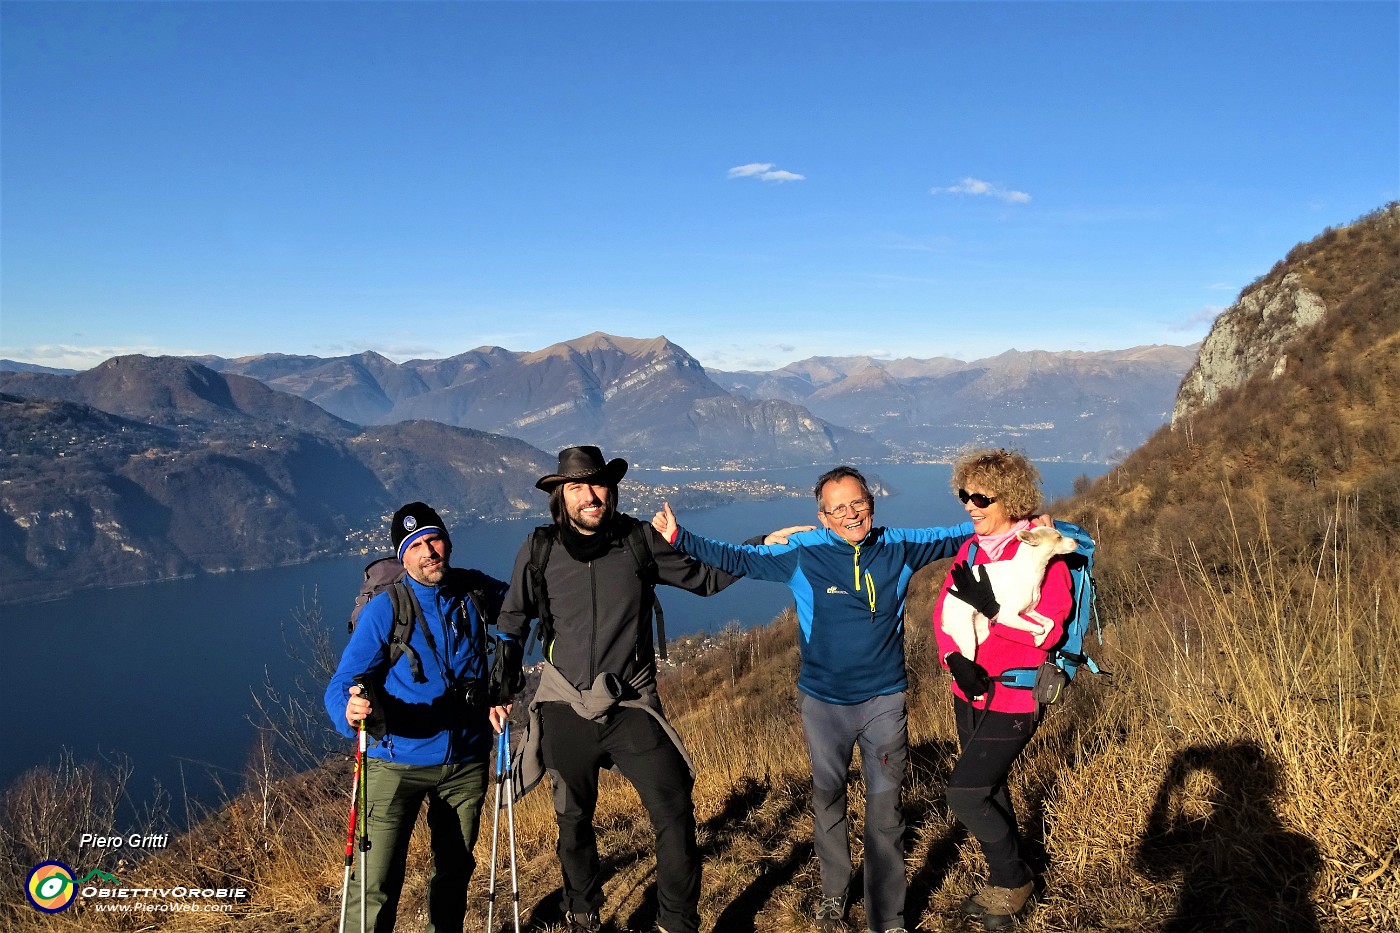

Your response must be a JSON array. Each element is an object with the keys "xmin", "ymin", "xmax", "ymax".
[{"xmin": 940, "ymin": 524, "xmax": 1078, "ymax": 661}]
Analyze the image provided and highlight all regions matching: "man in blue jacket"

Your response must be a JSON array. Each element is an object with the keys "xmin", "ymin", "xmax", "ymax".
[
  {"xmin": 325, "ymin": 501, "xmax": 509, "ymax": 933},
  {"xmin": 652, "ymin": 467, "xmax": 973, "ymax": 933}
]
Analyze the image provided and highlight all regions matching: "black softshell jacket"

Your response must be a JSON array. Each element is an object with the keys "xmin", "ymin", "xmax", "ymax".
[{"xmin": 498, "ymin": 515, "xmax": 740, "ymax": 690}]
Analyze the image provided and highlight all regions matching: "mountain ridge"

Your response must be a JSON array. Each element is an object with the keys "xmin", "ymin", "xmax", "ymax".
[
  {"xmin": 712, "ymin": 343, "xmax": 1198, "ymax": 462},
  {"xmin": 0, "ymin": 359, "xmax": 558, "ymax": 603},
  {"xmin": 198, "ymin": 333, "xmax": 888, "ymax": 467}
]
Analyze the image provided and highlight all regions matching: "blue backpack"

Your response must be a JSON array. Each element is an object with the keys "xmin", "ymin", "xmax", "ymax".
[{"xmin": 971, "ymin": 520, "xmax": 1108, "ymax": 695}]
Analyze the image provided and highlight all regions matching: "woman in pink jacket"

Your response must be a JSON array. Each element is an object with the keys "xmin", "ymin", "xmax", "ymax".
[{"xmin": 933, "ymin": 449, "xmax": 1073, "ymax": 931}]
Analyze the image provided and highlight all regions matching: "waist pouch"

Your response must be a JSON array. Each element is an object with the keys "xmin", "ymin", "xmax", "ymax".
[{"xmin": 1031, "ymin": 661, "xmax": 1068, "ymax": 705}]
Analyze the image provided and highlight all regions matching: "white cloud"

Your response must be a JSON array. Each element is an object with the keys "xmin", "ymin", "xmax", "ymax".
[
  {"xmin": 728, "ymin": 162, "xmax": 805, "ymax": 183},
  {"xmin": 0, "ymin": 343, "xmax": 208, "ymax": 370},
  {"xmin": 931, "ymin": 177, "xmax": 1031, "ymax": 203},
  {"xmin": 728, "ymin": 163, "xmax": 774, "ymax": 178}
]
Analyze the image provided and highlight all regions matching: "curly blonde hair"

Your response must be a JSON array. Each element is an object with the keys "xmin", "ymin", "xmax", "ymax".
[{"xmin": 950, "ymin": 448, "xmax": 1043, "ymax": 521}]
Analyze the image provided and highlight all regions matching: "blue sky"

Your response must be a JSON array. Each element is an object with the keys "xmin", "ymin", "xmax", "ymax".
[{"xmin": 2, "ymin": 1, "xmax": 1396, "ymax": 373}]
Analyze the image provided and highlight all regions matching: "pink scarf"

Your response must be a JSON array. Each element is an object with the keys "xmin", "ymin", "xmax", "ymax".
[{"xmin": 975, "ymin": 519, "xmax": 1031, "ymax": 561}]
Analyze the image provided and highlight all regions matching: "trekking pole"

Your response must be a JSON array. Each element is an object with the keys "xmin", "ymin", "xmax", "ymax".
[
  {"xmin": 337, "ymin": 723, "xmax": 365, "ymax": 933},
  {"xmin": 486, "ymin": 726, "xmax": 505, "ymax": 932},
  {"xmin": 502, "ymin": 720, "xmax": 521, "ymax": 933},
  {"xmin": 357, "ymin": 719, "xmax": 370, "ymax": 933}
]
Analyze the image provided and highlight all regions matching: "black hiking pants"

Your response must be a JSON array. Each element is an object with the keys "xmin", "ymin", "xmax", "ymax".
[
  {"xmin": 945, "ymin": 697, "xmax": 1038, "ymax": 889},
  {"xmin": 539, "ymin": 702, "xmax": 701, "ymax": 933}
]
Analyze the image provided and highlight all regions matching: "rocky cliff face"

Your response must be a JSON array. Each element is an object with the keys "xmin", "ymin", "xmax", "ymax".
[
  {"xmin": 1172, "ymin": 273, "xmax": 1328, "ymax": 424},
  {"xmin": 1063, "ymin": 201, "xmax": 1399, "ymax": 587}
]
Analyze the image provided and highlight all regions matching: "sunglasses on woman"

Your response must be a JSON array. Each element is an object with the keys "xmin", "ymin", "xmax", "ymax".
[{"xmin": 957, "ymin": 489, "xmax": 998, "ymax": 509}]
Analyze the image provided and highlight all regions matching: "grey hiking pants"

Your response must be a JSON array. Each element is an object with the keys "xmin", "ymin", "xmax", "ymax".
[{"xmin": 800, "ymin": 690, "xmax": 909, "ymax": 932}]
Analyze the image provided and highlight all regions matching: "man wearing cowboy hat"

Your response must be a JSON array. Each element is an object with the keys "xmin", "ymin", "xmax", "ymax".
[{"xmin": 495, "ymin": 446, "xmax": 742, "ymax": 933}]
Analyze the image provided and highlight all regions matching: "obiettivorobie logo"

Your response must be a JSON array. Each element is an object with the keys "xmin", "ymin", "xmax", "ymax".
[
  {"xmin": 24, "ymin": 860, "xmax": 249, "ymax": 914},
  {"xmin": 25, "ymin": 862, "xmax": 118, "ymax": 913}
]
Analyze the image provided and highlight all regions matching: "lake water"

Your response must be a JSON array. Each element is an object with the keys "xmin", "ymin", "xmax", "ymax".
[{"xmin": 4, "ymin": 462, "xmax": 1104, "ymax": 811}]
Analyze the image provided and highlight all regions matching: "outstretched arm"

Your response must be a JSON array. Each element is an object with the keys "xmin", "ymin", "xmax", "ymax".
[
  {"xmin": 764, "ymin": 524, "xmax": 816, "ymax": 545},
  {"xmin": 652, "ymin": 500, "xmax": 804, "ymax": 583},
  {"xmin": 652, "ymin": 501, "xmax": 811, "ymax": 546}
]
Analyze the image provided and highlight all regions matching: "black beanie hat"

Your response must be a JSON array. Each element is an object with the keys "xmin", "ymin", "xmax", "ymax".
[{"xmin": 391, "ymin": 502, "xmax": 450, "ymax": 561}]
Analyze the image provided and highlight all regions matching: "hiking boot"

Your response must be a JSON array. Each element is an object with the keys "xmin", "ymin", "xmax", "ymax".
[
  {"xmin": 814, "ymin": 893, "xmax": 848, "ymax": 931},
  {"xmin": 959, "ymin": 881, "xmax": 1034, "ymax": 929},
  {"xmin": 565, "ymin": 910, "xmax": 602, "ymax": 933}
]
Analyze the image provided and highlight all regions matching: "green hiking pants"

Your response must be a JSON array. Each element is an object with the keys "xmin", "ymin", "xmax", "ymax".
[{"xmin": 344, "ymin": 758, "xmax": 489, "ymax": 933}]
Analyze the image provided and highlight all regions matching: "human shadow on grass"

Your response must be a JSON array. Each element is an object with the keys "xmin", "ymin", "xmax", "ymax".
[
  {"xmin": 709, "ymin": 837, "xmax": 817, "ymax": 933},
  {"xmin": 518, "ymin": 883, "xmax": 566, "ymax": 932},
  {"xmin": 529, "ymin": 775, "xmax": 783, "ymax": 932},
  {"xmin": 1135, "ymin": 740, "xmax": 1321, "ymax": 933},
  {"xmin": 904, "ymin": 736, "xmax": 963, "ymax": 925},
  {"xmin": 699, "ymin": 774, "xmax": 775, "ymax": 854},
  {"xmin": 701, "ymin": 774, "xmax": 820, "ymax": 933}
]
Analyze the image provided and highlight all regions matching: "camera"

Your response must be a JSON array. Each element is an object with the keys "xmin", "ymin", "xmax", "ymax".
[{"xmin": 447, "ymin": 675, "xmax": 488, "ymax": 711}]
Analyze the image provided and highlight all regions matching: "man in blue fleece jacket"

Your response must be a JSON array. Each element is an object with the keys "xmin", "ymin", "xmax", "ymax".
[
  {"xmin": 325, "ymin": 501, "xmax": 509, "ymax": 933},
  {"xmin": 653, "ymin": 467, "xmax": 973, "ymax": 933}
]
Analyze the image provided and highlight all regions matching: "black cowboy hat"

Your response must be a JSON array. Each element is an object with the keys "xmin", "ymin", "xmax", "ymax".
[{"xmin": 535, "ymin": 445, "xmax": 629, "ymax": 491}]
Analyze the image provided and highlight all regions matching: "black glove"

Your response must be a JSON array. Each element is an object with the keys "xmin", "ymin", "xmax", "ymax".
[
  {"xmin": 948, "ymin": 561, "xmax": 1001, "ymax": 619},
  {"xmin": 352, "ymin": 673, "xmax": 389, "ymax": 740},
  {"xmin": 489, "ymin": 635, "xmax": 524, "ymax": 704},
  {"xmin": 946, "ymin": 652, "xmax": 992, "ymax": 698}
]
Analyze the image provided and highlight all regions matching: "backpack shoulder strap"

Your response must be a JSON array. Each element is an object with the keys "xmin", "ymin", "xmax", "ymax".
[
  {"xmin": 385, "ymin": 580, "xmax": 430, "ymax": 684},
  {"xmin": 623, "ymin": 521, "xmax": 667, "ymax": 661},
  {"xmin": 350, "ymin": 557, "xmax": 429, "ymax": 684},
  {"xmin": 451, "ymin": 568, "xmax": 505, "ymax": 623},
  {"xmin": 526, "ymin": 525, "xmax": 557, "ymax": 655},
  {"xmin": 623, "ymin": 521, "xmax": 659, "ymax": 582}
]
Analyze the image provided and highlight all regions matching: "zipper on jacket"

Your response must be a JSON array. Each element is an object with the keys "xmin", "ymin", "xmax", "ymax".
[
  {"xmin": 588, "ymin": 560, "xmax": 598, "ymax": 683},
  {"xmin": 852, "ymin": 545, "xmax": 876, "ymax": 621}
]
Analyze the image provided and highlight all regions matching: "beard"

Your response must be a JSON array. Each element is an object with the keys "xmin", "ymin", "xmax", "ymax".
[
  {"xmin": 414, "ymin": 563, "xmax": 447, "ymax": 585},
  {"xmin": 568, "ymin": 501, "xmax": 611, "ymax": 532}
]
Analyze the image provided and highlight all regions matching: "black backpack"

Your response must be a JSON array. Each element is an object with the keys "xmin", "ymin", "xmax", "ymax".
[{"xmin": 525, "ymin": 521, "xmax": 669, "ymax": 661}]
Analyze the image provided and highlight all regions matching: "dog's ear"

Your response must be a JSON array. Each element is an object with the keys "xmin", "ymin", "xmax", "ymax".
[{"xmin": 1016, "ymin": 528, "xmax": 1036, "ymax": 543}]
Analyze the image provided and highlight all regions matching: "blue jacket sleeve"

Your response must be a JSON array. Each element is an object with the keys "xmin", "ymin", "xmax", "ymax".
[
  {"xmin": 885, "ymin": 521, "xmax": 977, "ymax": 568},
  {"xmin": 672, "ymin": 527, "xmax": 802, "ymax": 584},
  {"xmin": 324, "ymin": 592, "xmax": 393, "ymax": 740}
]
